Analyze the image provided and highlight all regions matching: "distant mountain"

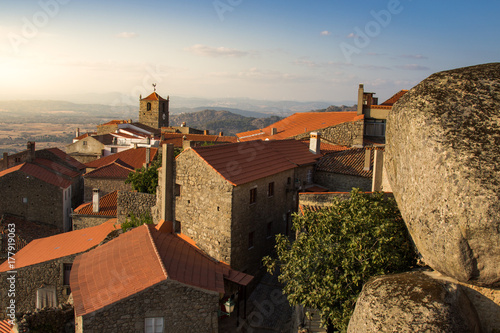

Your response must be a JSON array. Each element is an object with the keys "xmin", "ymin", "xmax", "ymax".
[{"xmin": 170, "ymin": 110, "xmax": 282, "ymax": 136}]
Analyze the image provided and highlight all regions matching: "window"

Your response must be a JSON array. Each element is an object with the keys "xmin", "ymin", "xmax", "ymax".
[
  {"xmin": 248, "ymin": 232, "xmax": 254, "ymax": 249},
  {"xmin": 36, "ymin": 287, "xmax": 57, "ymax": 309},
  {"xmin": 175, "ymin": 184, "xmax": 181, "ymax": 196},
  {"xmin": 249, "ymin": 188, "xmax": 257, "ymax": 204},
  {"xmin": 147, "ymin": 102, "xmax": 152, "ymax": 111},
  {"xmin": 110, "ymin": 147, "xmax": 118, "ymax": 153},
  {"xmin": 22, "ymin": 197, "xmax": 28, "ymax": 204},
  {"xmin": 82, "ymin": 141, "xmax": 87, "ymax": 146},
  {"xmin": 267, "ymin": 222, "xmax": 273, "ymax": 238},
  {"xmin": 145, "ymin": 317, "xmax": 164, "ymax": 333},
  {"xmin": 268, "ymin": 182, "xmax": 274, "ymax": 197},
  {"xmin": 63, "ymin": 263, "xmax": 72, "ymax": 285},
  {"xmin": 175, "ymin": 221, "xmax": 181, "ymax": 234}
]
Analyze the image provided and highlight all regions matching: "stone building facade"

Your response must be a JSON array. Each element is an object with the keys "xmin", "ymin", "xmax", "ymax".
[
  {"xmin": 294, "ymin": 119, "xmax": 364, "ymax": 147},
  {"xmin": 139, "ymin": 92, "xmax": 169, "ymax": 129},
  {"xmin": 75, "ymin": 280, "xmax": 219, "ymax": 333},
  {"xmin": 116, "ymin": 191, "xmax": 156, "ymax": 224},
  {"xmin": 83, "ymin": 177, "xmax": 132, "ymax": 202},
  {"xmin": 0, "ymin": 142, "xmax": 36, "ymax": 172}
]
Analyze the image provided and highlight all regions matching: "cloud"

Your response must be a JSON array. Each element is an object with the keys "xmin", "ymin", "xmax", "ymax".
[
  {"xmin": 395, "ymin": 64, "xmax": 430, "ymax": 71},
  {"xmin": 400, "ymin": 54, "xmax": 428, "ymax": 59},
  {"xmin": 186, "ymin": 44, "xmax": 252, "ymax": 58},
  {"xmin": 116, "ymin": 32, "xmax": 138, "ymax": 38},
  {"xmin": 320, "ymin": 30, "xmax": 331, "ymax": 36},
  {"xmin": 346, "ymin": 32, "xmax": 358, "ymax": 38},
  {"xmin": 358, "ymin": 65, "xmax": 391, "ymax": 70}
]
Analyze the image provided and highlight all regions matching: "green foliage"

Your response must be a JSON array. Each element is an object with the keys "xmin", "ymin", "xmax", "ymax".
[
  {"xmin": 125, "ymin": 156, "xmax": 161, "ymax": 194},
  {"xmin": 263, "ymin": 189, "xmax": 416, "ymax": 332},
  {"xmin": 121, "ymin": 212, "xmax": 153, "ymax": 232}
]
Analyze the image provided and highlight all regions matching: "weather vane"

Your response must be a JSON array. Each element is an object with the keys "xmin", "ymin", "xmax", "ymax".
[{"xmin": 152, "ymin": 83, "xmax": 157, "ymax": 92}]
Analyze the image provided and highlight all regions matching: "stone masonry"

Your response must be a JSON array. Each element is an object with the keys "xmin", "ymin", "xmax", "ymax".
[
  {"xmin": 294, "ymin": 119, "xmax": 364, "ymax": 147},
  {"xmin": 84, "ymin": 178, "xmax": 132, "ymax": 202},
  {"xmin": 313, "ymin": 172, "xmax": 372, "ymax": 192},
  {"xmin": 76, "ymin": 280, "xmax": 218, "ymax": 333},
  {"xmin": 117, "ymin": 191, "xmax": 156, "ymax": 224}
]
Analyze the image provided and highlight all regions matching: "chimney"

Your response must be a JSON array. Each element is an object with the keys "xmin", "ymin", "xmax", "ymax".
[
  {"xmin": 27, "ymin": 142, "xmax": 35, "ymax": 162},
  {"xmin": 219, "ymin": 131, "xmax": 223, "ymax": 137},
  {"xmin": 357, "ymin": 84, "xmax": 364, "ymax": 115},
  {"xmin": 204, "ymin": 130, "xmax": 209, "ymax": 135},
  {"xmin": 76, "ymin": 128, "xmax": 80, "ymax": 138},
  {"xmin": 145, "ymin": 147, "xmax": 151, "ymax": 165},
  {"xmin": 161, "ymin": 143, "xmax": 175, "ymax": 223},
  {"xmin": 2, "ymin": 152, "xmax": 8, "ymax": 170},
  {"xmin": 181, "ymin": 122, "xmax": 186, "ymax": 127},
  {"xmin": 363, "ymin": 149, "xmax": 371, "ymax": 171},
  {"xmin": 146, "ymin": 136, "xmax": 151, "ymax": 145},
  {"xmin": 92, "ymin": 188, "xmax": 100, "ymax": 213},
  {"xmin": 309, "ymin": 132, "xmax": 321, "ymax": 155},
  {"xmin": 271, "ymin": 128, "xmax": 277, "ymax": 136}
]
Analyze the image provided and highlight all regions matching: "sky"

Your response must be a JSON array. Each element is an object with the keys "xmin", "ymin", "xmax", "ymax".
[{"xmin": 0, "ymin": 0, "xmax": 499, "ymax": 105}]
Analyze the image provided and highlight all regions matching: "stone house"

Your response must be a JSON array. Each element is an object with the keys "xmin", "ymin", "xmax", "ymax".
[
  {"xmin": 83, "ymin": 147, "xmax": 158, "ymax": 201},
  {"xmin": 65, "ymin": 134, "xmax": 114, "ymax": 163},
  {"xmin": 70, "ymin": 221, "xmax": 253, "ymax": 333},
  {"xmin": 0, "ymin": 219, "xmax": 118, "ymax": 319},
  {"xmin": 0, "ymin": 142, "xmax": 36, "ymax": 172},
  {"xmin": 161, "ymin": 132, "xmax": 238, "ymax": 150},
  {"xmin": 173, "ymin": 140, "xmax": 320, "ymax": 275},
  {"xmin": 72, "ymin": 191, "xmax": 117, "ymax": 230}
]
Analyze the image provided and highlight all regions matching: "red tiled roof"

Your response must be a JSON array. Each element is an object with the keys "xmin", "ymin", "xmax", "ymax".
[
  {"xmin": 188, "ymin": 140, "xmax": 320, "ymax": 186},
  {"xmin": 0, "ymin": 219, "xmax": 118, "ymax": 272},
  {"xmin": 0, "ymin": 163, "xmax": 72, "ymax": 188},
  {"xmin": 0, "ymin": 320, "xmax": 13, "ymax": 333},
  {"xmin": 299, "ymin": 140, "xmax": 351, "ymax": 154},
  {"xmin": 101, "ymin": 120, "xmax": 128, "ymax": 126},
  {"xmin": 236, "ymin": 112, "xmax": 364, "ymax": 141},
  {"xmin": 316, "ymin": 148, "xmax": 373, "ymax": 178},
  {"xmin": 380, "ymin": 89, "xmax": 409, "ymax": 106},
  {"xmin": 161, "ymin": 133, "xmax": 238, "ymax": 148},
  {"xmin": 0, "ymin": 215, "xmax": 59, "ymax": 251},
  {"xmin": 34, "ymin": 158, "xmax": 80, "ymax": 178},
  {"xmin": 141, "ymin": 92, "xmax": 168, "ymax": 101},
  {"xmin": 43, "ymin": 148, "xmax": 87, "ymax": 170},
  {"xmin": 84, "ymin": 160, "xmax": 134, "ymax": 179},
  {"xmin": 71, "ymin": 225, "xmax": 253, "ymax": 316},
  {"xmin": 74, "ymin": 191, "xmax": 118, "ymax": 216},
  {"xmin": 75, "ymin": 132, "xmax": 96, "ymax": 141},
  {"xmin": 85, "ymin": 147, "xmax": 158, "ymax": 170}
]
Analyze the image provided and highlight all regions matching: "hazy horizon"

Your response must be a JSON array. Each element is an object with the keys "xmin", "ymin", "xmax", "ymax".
[{"xmin": 1, "ymin": 1, "xmax": 498, "ymax": 104}]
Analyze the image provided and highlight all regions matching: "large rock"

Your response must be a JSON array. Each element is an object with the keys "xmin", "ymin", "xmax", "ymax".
[
  {"xmin": 385, "ymin": 63, "xmax": 500, "ymax": 286},
  {"xmin": 347, "ymin": 271, "xmax": 482, "ymax": 333}
]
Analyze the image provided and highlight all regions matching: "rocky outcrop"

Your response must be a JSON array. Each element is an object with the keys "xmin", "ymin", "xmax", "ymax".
[
  {"xmin": 347, "ymin": 271, "xmax": 482, "ymax": 333},
  {"xmin": 385, "ymin": 63, "xmax": 500, "ymax": 286}
]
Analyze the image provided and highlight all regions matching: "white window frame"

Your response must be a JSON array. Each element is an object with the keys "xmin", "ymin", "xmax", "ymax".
[{"xmin": 145, "ymin": 317, "xmax": 164, "ymax": 333}]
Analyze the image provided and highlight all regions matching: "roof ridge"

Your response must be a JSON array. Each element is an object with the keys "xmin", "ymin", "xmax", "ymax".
[
  {"xmin": 145, "ymin": 225, "xmax": 169, "ymax": 280},
  {"xmin": 190, "ymin": 148, "xmax": 237, "ymax": 186}
]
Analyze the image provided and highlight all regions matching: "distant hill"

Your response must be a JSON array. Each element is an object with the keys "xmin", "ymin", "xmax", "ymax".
[{"xmin": 170, "ymin": 110, "xmax": 282, "ymax": 136}]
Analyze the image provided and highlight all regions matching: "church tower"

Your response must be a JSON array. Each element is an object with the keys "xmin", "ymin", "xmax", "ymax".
[{"xmin": 139, "ymin": 87, "xmax": 169, "ymax": 129}]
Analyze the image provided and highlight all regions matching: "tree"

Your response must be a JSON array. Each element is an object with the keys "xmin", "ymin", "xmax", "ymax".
[
  {"xmin": 125, "ymin": 157, "xmax": 161, "ymax": 194},
  {"xmin": 263, "ymin": 189, "xmax": 416, "ymax": 332}
]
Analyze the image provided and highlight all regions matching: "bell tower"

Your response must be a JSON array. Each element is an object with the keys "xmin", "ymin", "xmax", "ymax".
[{"xmin": 139, "ymin": 84, "xmax": 169, "ymax": 129}]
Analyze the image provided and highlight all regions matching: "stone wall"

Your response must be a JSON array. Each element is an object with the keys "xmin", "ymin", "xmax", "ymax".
[
  {"xmin": 314, "ymin": 171, "xmax": 372, "ymax": 192},
  {"xmin": 84, "ymin": 178, "xmax": 132, "ymax": 202},
  {"xmin": 175, "ymin": 150, "xmax": 233, "ymax": 264},
  {"xmin": 72, "ymin": 215, "xmax": 111, "ymax": 230},
  {"xmin": 299, "ymin": 191, "xmax": 394, "ymax": 208},
  {"xmin": 294, "ymin": 120, "xmax": 364, "ymax": 147},
  {"xmin": 139, "ymin": 98, "xmax": 169, "ymax": 129},
  {"xmin": 0, "ymin": 172, "xmax": 65, "ymax": 230},
  {"xmin": 0, "ymin": 143, "xmax": 35, "ymax": 172},
  {"xmin": 0, "ymin": 254, "xmax": 78, "ymax": 319},
  {"xmin": 117, "ymin": 191, "xmax": 156, "ymax": 224},
  {"xmin": 65, "ymin": 137, "xmax": 103, "ymax": 157},
  {"xmin": 77, "ymin": 280, "xmax": 218, "ymax": 333}
]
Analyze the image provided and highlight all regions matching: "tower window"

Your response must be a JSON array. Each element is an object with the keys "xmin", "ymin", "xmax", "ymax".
[{"xmin": 147, "ymin": 102, "xmax": 151, "ymax": 111}]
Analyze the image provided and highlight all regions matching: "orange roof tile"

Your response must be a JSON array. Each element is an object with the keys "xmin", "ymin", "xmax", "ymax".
[
  {"xmin": 43, "ymin": 148, "xmax": 86, "ymax": 170},
  {"xmin": 380, "ymin": 89, "xmax": 408, "ymax": 106},
  {"xmin": 75, "ymin": 132, "xmax": 96, "ymax": 141},
  {"xmin": 84, "ymin": 160, "xmax": 134, "ymax": 179},
  {"xmin": 161, "ymin": 133, "xmax": 239, "ymax": 148},
  {"xmin": 0, "ymin": 320, "xmax": 13, "ymax": 333},
  {"xmin": 316, "ymin": 148, "xmax": 373, "ymax": 178},
  {"xmin": 299, "ymin": 140, "xmax": 351, "ymax": 154},
  {"xmin": 101, "ymin": 119, "xmax": 128, "ymax": 126},
  {"xmin": 34, "ymin": 158, "xmax": 80, "ymax": 178},
  {"xmin": 85, "ymin": 147, "xmax": 158, "ymax": 170},
  {"xmin": 188, "ymin": 140, "xmax": 319, "ymax": 186},
  {"xmin": 0, "ymin": 219, "xmax": 118, "ymax": 272},
  {"xmin": 74, "ymin": 191, "xmax": 118, "ymax": 216},
  {"xmin": 0, "ymin": 163, "xmax": 72, "ymax": 188},
  {"xmin": 236, "ymin": 112, "xmax": 363, "ymax": 141},
  {"xmin": 71, "ymin": 225, "xmax": 253, "ymax": 316},
  {"xmin": 141, "ymin": 92, "xmax": 168, "ymax": 101}
]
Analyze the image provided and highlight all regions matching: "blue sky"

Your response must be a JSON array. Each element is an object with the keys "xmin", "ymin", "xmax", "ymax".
[{"xmin": 0, "ymin": 0, "xmax": 499, "ymax": 104}]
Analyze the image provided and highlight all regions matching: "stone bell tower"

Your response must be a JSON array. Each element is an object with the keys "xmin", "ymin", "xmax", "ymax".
[{"xmin": 139, "ymin": 84, "xmax": 169, "ymax": 129}]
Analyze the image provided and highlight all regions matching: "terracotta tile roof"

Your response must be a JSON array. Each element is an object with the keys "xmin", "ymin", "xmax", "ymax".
[
  {"xmin": 315, "ymin": 148, "xmax": 373, "ymax": 178},
  {"xmin": 380, "ymin": 89, "xmax": 409, "ymax": 106},
  {"xmin": 0, "ymin": 215, "xmax": 59, "ymax": 252},
  {"xmin": 188, "ymin": 140, "xmax": 320, "ymax": 186},
  {"xmin": 129, "ymin": 122, "xmax": 160, "ymax": 134},
  {"xmin": 0, "ymin": 163, "xmax": 72, "ymax": 188},
  {"xmin": 34, "ymin": 158, "xmax": 80, "ymax": 178},
  {"xmin": 43, "ymin": 148, "xmax": 87, "ymax": 170},
  {"xmin": 75, "ymin": 132, "xmax": 96, "ymax": 141},
  {"xmin": 101, "ymin": 120, "xmax": 128, "ymax": 126},
  {"xmin": 71, "ymin": 225, "xmax": 253, "ymax": 316},
  {"xmin": 74, "ymin": 191, "xmax": 118, "ymax": 216},
  {"xmin": 0, "ymin": 320, "xmax": 13, "ymax": 333},
  {"xmin": 299, "ymin": 140, "xmax": 351, "ymax": 154},
  {"xmin": 161, "ymin": 133, "xmax": 239, "ymax": 148},
  {"xmin": 84, "ymin": 160, "xmax": 134, "ymax": 179},
  {"xmin": 85, "ymin": 147, "xmax": 158, "ymax": 170},
  {"xmin": 0, "ymin": 219, "xmax": 118, "ymax": 272},
  {"xmin": 141, "ymin": 92, "xmax": 168, "ymax": 101},
  {"xmin": 236, "ymin": 112, "xmax": 364, "ymax": 141}
]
